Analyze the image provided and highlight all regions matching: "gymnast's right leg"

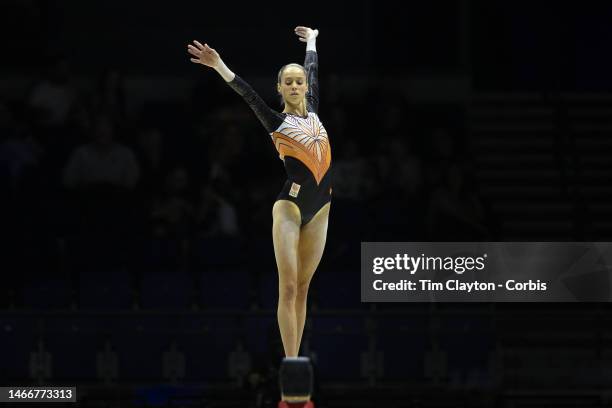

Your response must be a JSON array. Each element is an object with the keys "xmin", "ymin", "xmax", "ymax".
[{"xmin": 272, "ymin": 200, "xmax": 302, "ymax": 357}]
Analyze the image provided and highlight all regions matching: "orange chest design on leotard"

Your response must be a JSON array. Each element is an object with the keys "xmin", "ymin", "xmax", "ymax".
[{"xmin": 271, "ymin": 113, "xmax": 331, "ymax": 185}]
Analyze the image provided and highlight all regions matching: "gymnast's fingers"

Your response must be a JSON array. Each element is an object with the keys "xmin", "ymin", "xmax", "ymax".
[{"xmin": 187, "ymin": 45, "xmax": 201, "ymax": 56}]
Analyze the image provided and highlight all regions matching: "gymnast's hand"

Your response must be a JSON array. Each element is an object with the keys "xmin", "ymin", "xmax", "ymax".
[
  {"xmin": 187, "ymin": 40, "xmax": 221, "ymax": 69},
  {"xmin": 294, "ymin": 26, "xmax": 319, "ymax": 42}
]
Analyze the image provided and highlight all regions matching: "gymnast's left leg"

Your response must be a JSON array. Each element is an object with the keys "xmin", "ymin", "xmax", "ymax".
[{"xmin": 295, "ymin": 202, "xmax": 330, "ymax": 354}]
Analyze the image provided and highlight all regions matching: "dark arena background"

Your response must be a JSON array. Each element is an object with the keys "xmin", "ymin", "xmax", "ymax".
[{"xmin": 1, "ymin": 1, "xmax": 612, "ymax": 407}]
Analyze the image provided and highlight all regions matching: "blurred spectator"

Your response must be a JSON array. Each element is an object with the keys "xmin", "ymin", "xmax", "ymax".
[
  {"xmin": 147, "ymin": 166, "xmax": 195, "ymax": 270},
  {"xmin": 424, "ymin": 127, "xmax": 455, "ymax": 189},
  {"xmin": 243, "ymin": 182, "xmax": 276, "ymax": 237},
  {"xmin": 207, "ymin": 122, "xmax": 246, "ymax": 199},
  {"xmin": 376, "ymin": 136, "xmax": 423, "ymax": 198},
  {"xmin": 0, "ymin": 103, "xmax": 42, "ymax": 191},
  {"xmin": 62, "ymin": 98, "xmax": 93, "ymax": 153},
  {"xmin": 63, "ymin": 114, "xmax": 140, "ymax": 189},
  {"xmin": 29, "ymin": 338, "xmax": 52, "ymax": 382},
  {"xmin": 28, "ymin": 56, "xmax": 77, "ymax": 127},
  {"xmin": 430, "ymin": 127, "xmax": 454, "ymax": 159},
  {"xmin": 151, "ymin": 166, "xmax": 195, "ymax": 239},
  {"xmin": 94, "ymin": 69, "xmax": 127, "ymax": 125},
  {"xmin": 331, "ymin": 139, "xmax": 369, "ymax": 199},
  {"xmin": 379, "ymin": 104, "xmax": 404, "ymax": 139},
  {"xmin": 228, "ymin": 340, "xmax": 252, "ymax": 387},
  {"xmin": 61, "ymin": 114, "xmax": 140, "ymax": 270},
  {"xmin": 162, "ymin": 341, "xmax": 185, "ymax": 383},
  {"xmin": 135, "ymin": 125, "xmax": 165, "ymax": 194},
  {"xmin": 196, "ymin": 182, "xmax": 240, "ymax": 237},
  {"xmin": 424, "ymin": 340, "xmax": 448, "ymax": 385},
  {"xmin": 426, "ymin": 161, "xmax": 489, "ymax": 240},
  {"xmin": 96, "ymin": 339, "xmax": 118, "ymax": 384}
]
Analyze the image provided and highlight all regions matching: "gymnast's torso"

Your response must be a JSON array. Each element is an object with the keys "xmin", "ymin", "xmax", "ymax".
[{"xmin": 273, "ymin": 111, "xmax": 332, "ymax": 225}]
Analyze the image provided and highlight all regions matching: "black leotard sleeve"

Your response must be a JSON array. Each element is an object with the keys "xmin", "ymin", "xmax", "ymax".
[
  {"xmin": 227, "ymin": 75, "xmax": 284, "ymax": 133},
  {"xmin": 304, "ymin": 50, "xmax": 319, "ymax": 114}
]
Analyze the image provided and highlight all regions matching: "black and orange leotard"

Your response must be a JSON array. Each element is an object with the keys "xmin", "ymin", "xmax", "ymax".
[{"xmin": 227, "ymin": 50, "xmax": 331, "ymax": 225}]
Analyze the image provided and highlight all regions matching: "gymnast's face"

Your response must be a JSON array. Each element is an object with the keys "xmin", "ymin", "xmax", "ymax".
[{"xmin": 277, "ymin": 66, "xmax": 307, "ymax": 107}]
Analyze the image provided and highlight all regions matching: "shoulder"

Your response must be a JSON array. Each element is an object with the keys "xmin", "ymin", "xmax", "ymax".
[
  {"xmin": 270, "ymin": 110, "xmax": 286, "ymax": 127},
  {"xmin": 307, "ymin": 111, "xmax": 323, "ymax": 122}
]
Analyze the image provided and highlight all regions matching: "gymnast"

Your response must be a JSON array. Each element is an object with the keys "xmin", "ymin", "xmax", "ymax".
[{"xmin": 188, "ymin": 26, "xmax": 331, "ymax": 358}]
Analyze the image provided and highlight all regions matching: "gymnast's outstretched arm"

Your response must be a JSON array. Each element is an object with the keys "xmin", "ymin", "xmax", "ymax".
[
  {"xmin": 187, "ymin": 40, "xmax": 281, "ymax": 133},
  {"xmin": 294, "ymin": 26, "xmax": 319, "ymax": 114}
]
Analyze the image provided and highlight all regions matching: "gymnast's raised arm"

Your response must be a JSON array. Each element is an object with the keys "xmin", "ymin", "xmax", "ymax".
[
  {"xmin": 187, "ymin": 40, "xmax": 280, "ymax": 133},
  {"xmin": 294, "ymin": 26, "xmax": 319, "ymax": 114}
]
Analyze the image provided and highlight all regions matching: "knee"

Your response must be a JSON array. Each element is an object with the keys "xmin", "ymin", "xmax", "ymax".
[
  {"xmin": 279, "ymin": 281, "xmax": 298, "ymax": 303},
  {"xmin": 297, "ymin": 280, "xmax": 310, "ymax": 299}
]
